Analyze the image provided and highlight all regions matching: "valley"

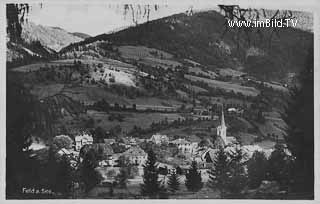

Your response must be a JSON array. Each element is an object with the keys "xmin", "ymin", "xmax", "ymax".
[{"xmin": 6, "ymin": 6, "xmax": 313, "ymax": 199}]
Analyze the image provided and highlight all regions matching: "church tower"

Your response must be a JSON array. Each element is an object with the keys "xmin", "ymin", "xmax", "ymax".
[{"xmin": 216, "ymin": 108, "xmax": 227, "ymax": 145}]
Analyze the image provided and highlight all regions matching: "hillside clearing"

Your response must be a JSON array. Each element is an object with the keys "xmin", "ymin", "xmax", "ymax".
[{"xmin": 185, "ymin": 74, "xmax": 260, "ymax": 96}]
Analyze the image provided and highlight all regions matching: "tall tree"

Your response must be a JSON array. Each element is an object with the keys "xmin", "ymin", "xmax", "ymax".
[
  {"xmin": 140, "ymin": 150, "xmax": 165, "ymax": 198},
  {"xmin": 6, "ymin": 80, "xmax": 39, "ymax": 198},
  {"xmin": 225, "ymin": 148, "xmax": 247, "ymax": 198},
  {"xmin": 208, "ymin": 147, "xmax": 247, "ymax": 198},
  {"xmin": 92, "ymin": 126, "xmax": 106, "ymax": 143},
  {"xmin": 266, "ymin": 144, "xmax": 294, "ymax": 191},
  {"xmin": 207, "ymin": 148, "xmax": 229, "ymax": 196},
  {"xmin": 247, "ymin": 151, "xmax": 268, "ymax": 188},
  {"xmin": 185, "ymin": 161, "xmax": 203, "ymax": 192},
  {"xmin": 115, "ymin": 155, "xmax": 131, "ymax": 189},
  {"xmin": 54, "ymin": 155, "xmax": 74, "ymax": 198},
  {"xmin": 282, "ymin": 48, "xmax": 314, "ymax": 198},
  {"xmin": 80, "ymin": 149, "xmax": 102, "ymax": 193},
  {"xmin": 167, "ymin": 171, "xmax": 180, "ymax": 193}
]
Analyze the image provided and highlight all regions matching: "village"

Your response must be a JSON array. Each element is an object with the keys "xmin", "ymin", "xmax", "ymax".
[{"xmin": 30, "ymin": 107, "xmax": 274, "ymax": 197}]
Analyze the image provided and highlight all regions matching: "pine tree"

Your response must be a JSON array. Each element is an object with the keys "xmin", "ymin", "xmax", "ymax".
[
  {"xmin": 55, "ymin": 155, "xmax": 74, "ymax": 197},
  {"xmin": 140, "ymin": 150, "xmax": 164, "ymax": 198},
  {"xmin": 167, "ymin": 171, "xmax": 180, "ymax": 193},
  {"xmin": 225, "ymin": 148, "xmax": 247, "ymax": 198},
  {"xmin": 80, "ymin": 149, "xmax": 102, "ymax": 193},
  {"xmin": 208, "ymin": 147, "xmax": 247, "ymax": 198},
  {"xmin": 207, "ymin": 148, "xmax": 229, "ymax": 195},
  {"xmin": 247, "ymin": 151, "xmax": 268, "ymax": 188},
  {"xmin": 6, "ymin": 80, "xmax": 39, "ymax": 198},
  {"xmin": 266, "ymin": 144, "xmax": 294, "ymax": 190},
  {"xmin": 185, "ymin": 161, "xmax": 203, "ymax": 192}
]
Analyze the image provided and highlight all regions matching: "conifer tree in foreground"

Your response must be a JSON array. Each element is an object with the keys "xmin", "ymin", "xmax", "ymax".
[
  {"xmin": 55, "ymin": 155, "xmax": 74, "ymax": 198},
  {"xmin": 208, "ymin": 147, "xmax": 247, "ymax": 198},
  {"xmin": 207, "ymin": 148, "xmax": 229, "ymax": 196},
  {"xmin": 141, "ymin": 150, "xmax": 166, "ymax": 198},
  {"xmin": 167, "ymin": 171, "xmax": 180, "ymax": 193},
  {"xmin": 247, "ymin": 151, "xmax": 268, "ymax": 188},
  {"xmin": 80, "ymin": 148, "xmax": 102, "ymax": 193},
  {"xmin": 226, "ymin": 148, "xmax": 247, "ymax": 198},
  {"xmin": 185, "ymin": 161, "xmax": 203, "ymax": 192}
]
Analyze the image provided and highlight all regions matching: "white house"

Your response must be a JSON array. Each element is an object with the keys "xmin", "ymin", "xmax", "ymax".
[
  {"xmin": 150, "ymin": 133, "xmax": 169, "ymax": 145},
  {"xmin": 74, "ymin": 132, "xmax": 93, "ymax": 151},
  {"xmin": 170, "ymin": 138, "xmax": 198, "ymax": 154}
]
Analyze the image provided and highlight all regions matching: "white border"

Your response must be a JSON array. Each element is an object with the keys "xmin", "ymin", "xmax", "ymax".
[{"xmin": 0, "ymin": 0, "xmax": 319, "ymax": 203}]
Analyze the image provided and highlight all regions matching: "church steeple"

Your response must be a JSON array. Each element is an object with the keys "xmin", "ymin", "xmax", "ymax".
[
  {"xmin": 216, "ymin": 105, "xmax": 227, "ymax": 146},
  {"xmin": 221, "ymin": 108, "xmax": 225, "ymax": 127}
]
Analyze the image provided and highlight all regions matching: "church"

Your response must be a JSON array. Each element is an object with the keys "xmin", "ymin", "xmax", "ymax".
[
  {"xmin": 216, "ymin": 109, "xmax": 227, "ymax": 145},
  {"xmin": 215, "ymin": 108, "xmax": 237, "ymax": 147}
]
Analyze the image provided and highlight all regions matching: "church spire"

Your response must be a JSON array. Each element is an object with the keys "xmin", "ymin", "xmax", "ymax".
[{"xmin": 221, "ymin": 106, "xmax": 225, "ymax": 127}]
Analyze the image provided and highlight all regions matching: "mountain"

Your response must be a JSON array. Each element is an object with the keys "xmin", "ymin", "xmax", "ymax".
[
  {"xmin": 70, "ymin": 32, "xmax": 91, "ymax": 39},
  {"xmin": 61, "ymin": 10, "xmax": 313, "ymax": 82},
  {"xmin": 21, "ymin": 21, "xmax": 83, "ymax": 52}
]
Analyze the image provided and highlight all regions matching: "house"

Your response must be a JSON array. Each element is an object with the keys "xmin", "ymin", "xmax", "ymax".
[
  {"xmin": 120, "ymin": 136, "xmax": 140, "ymax": 147},
  {"xmin": 120, "ymin": 146, "xmax": 147, "ymax": 166},
  {"xmin": 99, "ymin": 155, "xmax": 117, "ymax": 167},
  {"xmin": 150, "ymin": 133, "xmax": 169, "ymax": 144},
  {"xmin": 192, "ymin": 107, "xmax": 212, "ymax": 120},
  {"xmin": 170, "ymin": 138, "xmax": 198, "ymax": 154},
  {"xmin": 74, "ymin": 132, "xmax": 93, "ymax": 151},
  {"xmin": 227, "ymin": 107, "xmax": 244, "ymax": 115}
]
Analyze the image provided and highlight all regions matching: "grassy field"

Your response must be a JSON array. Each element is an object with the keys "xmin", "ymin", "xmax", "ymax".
[
  {"xmin": 218, "ymin": 68, "xmax": 246, "ymax": 77},
  {"xmin": 185, "ymin": 74, "xmax": 260, "ymax": 96},
  {"xmin": 11, "ymin": 62, "xmax": 73, "ymax": 72},
  {"xmin": 118, "ymin": 45, "xmax": 174, "ymax": 59},
  {"xmin": 238, "ymin": 132, "xmax": 258, "ymax": 145},
  {"xmin": 87, "ymin": 110, "xmax": 184, "ymax": 134},
  {"xmin": 188, "ymin": 66, "xmax": 217, "ymax": 79},
  {"xmin": 263, "ymin": 81, "xmax": 289, "ymax": 92},
  {"xmin": 30, "ymin": 83, "xmax": 65, "ymax": 99},
  {"xmin": 255, "ymin": 118, "xmax": 286, "ymax": 140},
  {"xmin": 189, "ymin": 85, "xmax": 208, "ymax": 93},
  {"xmin": 118, "ymin": 45, "xmax": 182, "ymax": 69}
]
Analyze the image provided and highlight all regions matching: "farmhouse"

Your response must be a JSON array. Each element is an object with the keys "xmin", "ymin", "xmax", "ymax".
[
  {"xmin": 149, "ymin": 133, "xmax": 169, "ymax": 144},
  {"xmin": 74, "ymin": 132, "xmax": 93, "ymax": 151},
  {"xmin": 120, "ymin": 146, "xmax": 147, "ymax": 166}
]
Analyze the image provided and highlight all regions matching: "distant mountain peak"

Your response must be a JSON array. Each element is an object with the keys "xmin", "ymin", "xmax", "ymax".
[{"xmin": 21, "ymin": 21, "xmax": 83, "ymax": 52}]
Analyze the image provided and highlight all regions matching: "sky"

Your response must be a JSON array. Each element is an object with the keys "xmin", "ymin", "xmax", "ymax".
[{"xmin": 27, "ymin": 4, "xmax": 217, "ymax": 36}]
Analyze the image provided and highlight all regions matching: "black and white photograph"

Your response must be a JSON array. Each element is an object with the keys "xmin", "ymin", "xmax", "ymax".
[{"xmin": 3, "ymin": 0, "xmax": 318, "ymax": 200}]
